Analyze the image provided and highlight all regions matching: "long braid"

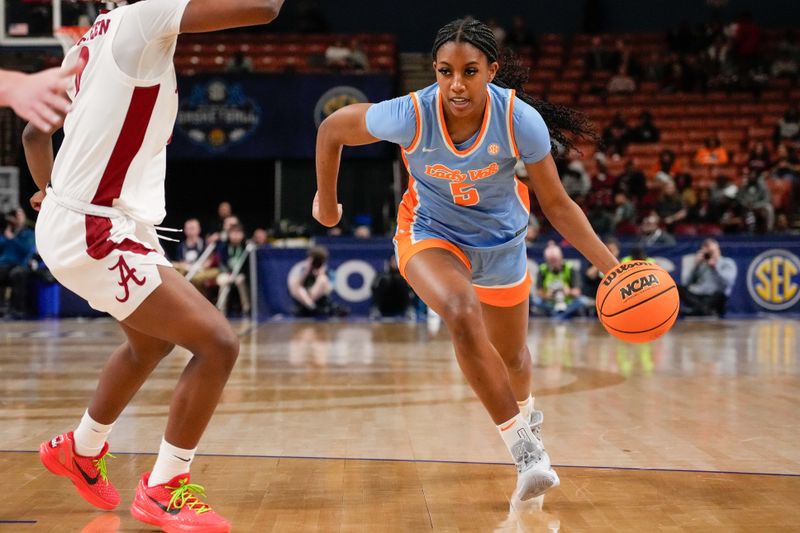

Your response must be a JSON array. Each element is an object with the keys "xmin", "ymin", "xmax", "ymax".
[{"xmin": 432, "ymin": 17, "xmax": 597, "ymax": 154}]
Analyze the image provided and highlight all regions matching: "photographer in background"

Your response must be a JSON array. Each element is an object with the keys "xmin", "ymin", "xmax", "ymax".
[
  {"xmin": 0, "ymin": 207, "xmax": 36, "ymax": 318},
  {"xmin": 288, "ymin": 245, "xmax": 336, "ymax": 318},
  {"xmin": 678, "ymin": 238, "xmax": 737, "ymax": 317},
  {"xmin": 533, "ymin": 242, "xmax": 586, "ymax": 319}
]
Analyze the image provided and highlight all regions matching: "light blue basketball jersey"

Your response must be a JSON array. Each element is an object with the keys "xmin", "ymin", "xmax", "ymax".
[{"xmin": 366, "ymin": 83, "xmax": 551, "ymax": 249}]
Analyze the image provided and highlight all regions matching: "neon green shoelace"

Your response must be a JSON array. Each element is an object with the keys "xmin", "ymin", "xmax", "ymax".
[
  {"xmin": 92, "ymin": 452, "xmax": 115, "ymax": 484},
  {"xmin": 166, "ymin": 478, "xmax": 212, "ymax": 514}
]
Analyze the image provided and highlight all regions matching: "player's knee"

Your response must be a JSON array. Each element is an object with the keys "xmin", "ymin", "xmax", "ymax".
[
  {"xmin": 505, "ymin": 346, "xmax": 530, "ymax": 372},
  {"xmin": 208, "ymin": 327, "xmax": 239, "ymax": 373},
  {"xmin": 440, "ymin": 295, "xmax": 481, "ymax": 340}
]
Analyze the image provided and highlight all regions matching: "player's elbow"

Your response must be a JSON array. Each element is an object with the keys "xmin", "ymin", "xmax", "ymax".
[{"xmin": 22, "ymin": 122, "xmax": 46, "ymax": 146}]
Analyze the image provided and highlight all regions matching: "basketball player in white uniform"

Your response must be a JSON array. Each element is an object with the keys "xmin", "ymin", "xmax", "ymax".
[
  {"xmin": 22, "ymin": 1, "xmax": 284, "ymax": 531},
  {"xmin": 0, "ymin": 63, "xmax": 83, "ymax": 131}
]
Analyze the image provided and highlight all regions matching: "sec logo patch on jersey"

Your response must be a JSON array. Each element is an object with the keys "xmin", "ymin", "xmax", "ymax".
[{"xmin": 487, "ymin": 143, "xmax": 500, "ymax": 155}]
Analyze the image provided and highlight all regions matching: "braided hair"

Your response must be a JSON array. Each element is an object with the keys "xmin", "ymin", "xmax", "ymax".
[{"xmin": 432, "ymin": 17, "xmax": 596, "ymax": 155}]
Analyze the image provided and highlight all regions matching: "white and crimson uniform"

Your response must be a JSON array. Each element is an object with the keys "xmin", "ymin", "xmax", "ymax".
[{"xmin": 36, "ymin": 0, "xmax": 190, "ymax": 320}]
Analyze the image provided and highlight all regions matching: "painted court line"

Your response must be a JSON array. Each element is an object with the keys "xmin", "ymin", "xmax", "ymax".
[{"xmin": 2, "ymin": 449, "xmax": 799, "ymax": 478}]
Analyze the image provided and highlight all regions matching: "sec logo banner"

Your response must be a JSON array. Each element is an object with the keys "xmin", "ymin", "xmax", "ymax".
[{"xmin": 746, "ymin": 249, "xmax": 800, "ymax": 311}]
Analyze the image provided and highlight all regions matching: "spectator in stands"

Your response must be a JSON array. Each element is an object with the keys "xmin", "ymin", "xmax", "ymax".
[
  {"xmin": 206, "ymin": 201, "xmax": 233, "ymax": 239},
  {"xmin": 353, "ymin": 225, "xmax": 371, "ymax": 239},
  {"xmin": 582, "ymin": 237, "xmax": 620, "ymax": 305},
  {"xmin": 557, "ymin": 157, "xmax": 591, "ymax": 201},
  {"xmin": 252, "ymin": 228, "xmax": 270, "ymax": 247},
  {"xmin": 288, "ymin": 246, "xmax": 336, "ymax": 318},
  {"xmin": 607, "ymin": 64, "xmax": 636, "ymax": 94},
  {"xmin": 773, "ymin": 106, "xmax": 800, "ymax": 147},
  {"xmin": 653, "ymin": 148, "xmax": 681, "ymax": 186},
  {"xmin": 173, "ymin": 218, "xmax": 218, "ymax": 298},
  {"xmin": 641, "ymin": 52, "xmax": 666, "ymax": 82},
  {"xmin": 621, "ymin": 245, "xmax": 655, "ymax": 264},
  {"xmin": 718, "ymin": 190, "xmax": 746, "ymax": 234},
  {"xmin": 586, "ymin": 154, "xmax": 616, "ymax": 234},
  {"xmin": 639, "ymin": 212, "xmax": 676, "ymax": 246},
  {"xmin": 611, "ymin": 191, "xmax": 637, "ymax": 234},
  {"xmin": 694, "ymin": 135, "xmax": 729, "ymax": 166},
  {"xmin": 765, "ymin": 169, "xmax": 794, "ymax": 217},
  {"xmin": 525, "ymin": 215, "xmax": 540, "ymax": 246},
  {"xmin": 215, "ymin": 223, "xmax": 251, "ymax": 316},
  {"xmin": 629, "ymin": 111, "xmax": 660, "ymax": 144},
  {"xmin": 737, "ymin": 169, "xmax": 774, "ymax": 232},
  {"xmin": 225, "ymin": 51, "xmax": 253, "ymax": 73},
  {"xmin": 370, "ymin": 255, "xmax": 413, "ymax": 319},
  {"xmin": 675, "ymin": 172, "xmax": 696, "ymax": 208},
  {"xmin": 614, "ymin": 159, "xmax": 648, "ymax": 204},
  {"xmin": 731, "ymin": 11, "xmax": 761, "ymax": 69},
  {"xmin": 325, "ymin": 39, "xmax": 351, "ymax": 69},
  {"xmin": 679, "ymin": 238, "xmax": 737, "ymax": 317},
  {"xmin": 0, "ymin": 207, "xmax": 35, "ymax": 318},
  {"xmin": 506, "ymin": 15, "xmax": 533, "ymax": 50},
  {"xmin": 687, "ymin": 187, "xmax": 720, "ymax": 225},
  {"xmin": 655, "ymin": 181, "xmax": 688, "ymax": 231},
  {"xmin": 747, "ymin": 141, "xmax": 772, "ymax": 173},
  {"xmin": 608, "ymin": 39, "xmax": 635, "ymax": 75},
  {"xmin": 602, "ymin": 112, "xmax": 630, "ymax": 156},
  {"xmin": 348, "ymin": 38, "xmax": 369, "ymax": 71},
  {"xmin": 584, "ymin": 36, "xmax": 611, "ymax": 74},
  {"xmin": 486, "ymin": 18, "xmax": 506, "ymax": 47},
  {"xmin": 771, "ymin": 47, "xmax": 799, "ymax": 80},
  {"xmin": 533, "ymin": 243, "xmax": 585, "ymax": 319}
]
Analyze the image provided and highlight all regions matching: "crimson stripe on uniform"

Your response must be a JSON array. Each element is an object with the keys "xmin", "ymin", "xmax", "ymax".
[
  {"xmin": 85, "ymin": 216, "xmax": 153, "ymax": 260},
  {"xmin": 85, "ymin": 85, "xmax": 160, "ymax": 259},
  {"xmin": 91, "ymin": 84, "xmax": 160, "ymax": 207}
]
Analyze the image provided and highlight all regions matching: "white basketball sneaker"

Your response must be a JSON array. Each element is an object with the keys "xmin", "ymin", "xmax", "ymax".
[
  {"xmin": 512, "ymin": 434, "xmax": 560, "ymax": 501},
  {"xmin": 528, "ymin": 409, "xmax": 544, "ymax": 443}
]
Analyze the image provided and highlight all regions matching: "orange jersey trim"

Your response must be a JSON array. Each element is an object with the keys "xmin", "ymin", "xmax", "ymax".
[
  {"xmin": 395, "ymin": 235, "xmax": 471, "ymax": 279},
  {"xmin": 404, "ymin": 92, "xmax": 422, "ymax": 153},
  {"xmin": 514, "ymin": 177, "xmax": 530, "ymax": 213},
  {"xmin": 473, "ymin": 272, "xmax": 532, "ymax": 308},
  {"xmin": 507, "ymin": 89, "xmax": 520, "ymax": 158},
  {"xmin": 436, "ymin": 88, "xmax": 492, "ymax": 158}
]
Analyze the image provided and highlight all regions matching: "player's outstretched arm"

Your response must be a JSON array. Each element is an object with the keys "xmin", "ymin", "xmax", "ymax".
[
  {"xmin": 314, "ymin": 103, "xmax": 379, "ymax": 227},
  {"xmin": 0, "ymin": 62, "xmax": 82, "ymax": 131},
  {"xmin": 525, "ymin": 154, "xmax": 619, "ymax": 273},
  {"xmin": 180, "ymin": 0, "xmax": 285, "ymax": 33}
]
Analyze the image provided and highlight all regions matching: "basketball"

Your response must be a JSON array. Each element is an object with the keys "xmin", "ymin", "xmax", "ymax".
[{"xmin": 596, "ymin": 261, "xmax": 679, "ymax": 343}]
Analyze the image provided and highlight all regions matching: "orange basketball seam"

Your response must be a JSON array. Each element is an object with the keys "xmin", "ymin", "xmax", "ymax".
[
  {"xmin": 602, "ymin": 305, "xmax": 679, "ymax": 335},
  {"xmin": 600, "ymin": 285, "xmax": 679, "ymax": 318},
  {"xmin": 597, "ymin": 267, "xmax": 672, "ymax": 314}
]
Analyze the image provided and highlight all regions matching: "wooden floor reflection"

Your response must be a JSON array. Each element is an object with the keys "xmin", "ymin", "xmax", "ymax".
[{"xmin": 1, "ymin": 318, "xmax": 799, "ymax": 531}]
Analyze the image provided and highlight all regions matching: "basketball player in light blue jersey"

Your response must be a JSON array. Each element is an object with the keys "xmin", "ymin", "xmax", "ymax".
[{"xmin": 314, "ymin": 18, "xmax": 619, "ymax": 502}]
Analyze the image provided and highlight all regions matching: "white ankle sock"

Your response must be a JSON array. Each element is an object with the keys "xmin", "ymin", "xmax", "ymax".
[
  {"xmin": 148, "ymin": 438, "xmax": 197, "ymax": 487},
  {"xmin": 73, "ymin": 410, "xmax": 114, "ymax": 457},
  {"xmin": 497, "ymin": 413, "xmax": 536, "ymax": 460},
  {"xmin": 517, "ymin": 395, "xmax": 535, "ymax": 420}
]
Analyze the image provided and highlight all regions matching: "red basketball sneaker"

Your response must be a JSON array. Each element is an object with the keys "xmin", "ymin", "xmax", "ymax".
[
  {"xmin": 130, "ymin": 472, "xmax": 230, "ymax": 533},
  {"xmin": 39, "ymin": 432, "xmax": 120, "ymax": 510}
]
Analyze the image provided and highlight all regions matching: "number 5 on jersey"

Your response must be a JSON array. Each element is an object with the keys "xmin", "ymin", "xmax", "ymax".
[{"xmin": 449, "ymin": 181, "xmax": 480, "ymax": 206}]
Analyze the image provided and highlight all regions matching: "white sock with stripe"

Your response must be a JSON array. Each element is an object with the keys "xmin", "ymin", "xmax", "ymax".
[
  {"xmin": 517, "ymin": 395, "xmax": 535, "ymax": 420},
  {"xmin": 497, "ymin": 413, "xmax": 536, "ymax": 461},
  {"xmin": 73, "ymin": 409, "xmax": 114, "ymax": 457},
  {"xmin": 148, "ymin": 438, "xmax": 197, "ymax": 487}
]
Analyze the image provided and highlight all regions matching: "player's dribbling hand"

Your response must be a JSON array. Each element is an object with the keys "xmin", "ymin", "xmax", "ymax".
[
  {"xmin": 30, "ymin": 190, "xmax": 46, "ymax": 212},
  {"xmin": 312, "ymin": 191, "xmax": 342, "ymax": 227},
  {"xmin": 10, "ymin": 58, "xmax": 84, "ymax": 132}
]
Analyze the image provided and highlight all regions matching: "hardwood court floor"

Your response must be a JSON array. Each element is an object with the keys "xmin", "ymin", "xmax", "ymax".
[{"xmin": 1, "ymin": 318, "xmax": 799, "ymax": 532}]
